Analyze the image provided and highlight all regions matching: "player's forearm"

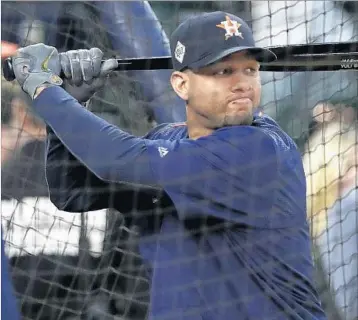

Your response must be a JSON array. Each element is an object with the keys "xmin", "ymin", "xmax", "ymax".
[
  {"xmin": 33, "ymin": 86, "xmax": 158, "ymax": 187},
  {"xmin": 46, "ymin": 126, "xmax": 158, "ymax": 213}
]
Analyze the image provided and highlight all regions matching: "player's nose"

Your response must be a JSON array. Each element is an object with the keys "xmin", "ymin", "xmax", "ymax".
[{"xmin": 230, "ymin": 76, "xmax": 253, "ymax": 93}]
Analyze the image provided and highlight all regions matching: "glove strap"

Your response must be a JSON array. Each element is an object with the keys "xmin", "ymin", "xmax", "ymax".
[{"xmin": 24, "ymin": 72, "xmax": 63, "ymax": 99}]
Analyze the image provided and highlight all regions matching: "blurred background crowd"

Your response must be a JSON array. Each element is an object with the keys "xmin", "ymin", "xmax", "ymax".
[{"xmin": 1, "ymin": 1, "xmax": 357, "ymax": 320}]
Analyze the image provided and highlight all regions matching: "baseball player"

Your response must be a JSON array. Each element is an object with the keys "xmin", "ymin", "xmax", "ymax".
[{"xmin": 11, "ymin": 11, "xmax": 327, "ymax": 320}]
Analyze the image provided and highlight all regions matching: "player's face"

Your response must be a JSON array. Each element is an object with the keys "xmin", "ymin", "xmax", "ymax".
[{"xmin": 172, "ymin": 51, "xmax": 261, "ymax": 129}]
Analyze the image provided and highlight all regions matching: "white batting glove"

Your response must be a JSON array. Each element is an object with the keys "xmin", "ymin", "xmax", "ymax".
[
  {"xmin": 12, "ymin": 43, "xmax": 63, "ymax": 99},
  {"xmin": 59, "ymin": 48, "xmax": 118, "ymax": 103}
]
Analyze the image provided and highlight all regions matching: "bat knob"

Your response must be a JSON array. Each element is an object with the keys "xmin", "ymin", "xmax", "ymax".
[{"xmin": 2, "ymin": 58, "xmax": 16, "ymax": 82}]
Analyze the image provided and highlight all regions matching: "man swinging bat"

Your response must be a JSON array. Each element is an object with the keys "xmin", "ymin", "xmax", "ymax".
[{"xmin": 10, "ymin": 11, "xmax": 327, "ymax": 320}]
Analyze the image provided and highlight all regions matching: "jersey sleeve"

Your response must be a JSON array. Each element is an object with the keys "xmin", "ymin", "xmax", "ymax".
[
  {"xmin": 44, "ymin": 111, "xmax": 159, "ymax": 214},
  {"xmin": 45, "ymin": 126, "xmax": 158, "ymax": 213},
  {"xmin": 33, "ymin": 87, "xmax": 162, "ymax": 187},
  {"xmin": 33, "ymin": 86, "xmax": 279, "ymax": 225}
]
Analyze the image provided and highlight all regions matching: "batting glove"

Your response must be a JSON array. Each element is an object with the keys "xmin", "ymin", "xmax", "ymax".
[
  {"xmin": 59, "ymin": 48, "xmax": 118, "ymax": 103},
  {"xmin": 12, "ymin": 43, "xmax": 63, "ymax": 99}
]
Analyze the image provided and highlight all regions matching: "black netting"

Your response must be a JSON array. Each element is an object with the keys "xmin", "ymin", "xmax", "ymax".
[{"xmin": 1, "ymin": 1, "xmax": 357, "ymax": 320}]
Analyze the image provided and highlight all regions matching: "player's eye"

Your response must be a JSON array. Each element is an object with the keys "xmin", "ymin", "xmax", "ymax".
[
  {"xmin": 214, "ymin": 68, "xmax": 233, "ymax": 76},
  {"xmin": 245, "ymin": 67, "xmax": 259, "ymax": 75}
]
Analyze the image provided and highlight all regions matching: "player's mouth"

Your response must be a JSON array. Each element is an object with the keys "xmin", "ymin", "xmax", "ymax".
[
  {"xmin": 230, "ymin": 98, "xmax": 252, "ymax": 104},
  {"xmin": 227, "ymin": 95, "xmax": 253, "ymax": 105}
]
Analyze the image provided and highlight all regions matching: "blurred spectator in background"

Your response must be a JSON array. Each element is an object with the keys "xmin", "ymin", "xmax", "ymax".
[
  {"xmin": 1, "ymin": 78, "xmax": 48, "ymax": 200},
  {"xmin": 320, "ymin": 127, "xmax": 358, "ymax": 320},
  {"xmin": 311, "ymin": 102, "xmax": 338, "ymax": 125},
  {"xmin": 303, "ymin": 102, "xmax": 357, "ymax": 320},
  {"xmin": 311, "ymin": 101, "xmax": 357, "ymax": 130}
]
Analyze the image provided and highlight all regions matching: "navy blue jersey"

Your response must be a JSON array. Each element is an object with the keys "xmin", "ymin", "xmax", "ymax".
[{"xmin": 33, "ymin": 87, "xmax": 326, "ymax": 320}]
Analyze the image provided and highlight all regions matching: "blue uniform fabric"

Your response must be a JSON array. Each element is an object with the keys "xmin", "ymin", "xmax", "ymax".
[
  {"xmin": 33, "ymin": 86, "xmax": 326, "ymax": 320},
  {"xmin": 1, "ymin": 236, "xmax": 21, "ymax": 320}
]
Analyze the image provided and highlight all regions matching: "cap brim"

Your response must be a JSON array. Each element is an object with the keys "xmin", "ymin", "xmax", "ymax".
[{"xmin": 189, "ymin": 46, "xmax": 277, "ymax": 70}]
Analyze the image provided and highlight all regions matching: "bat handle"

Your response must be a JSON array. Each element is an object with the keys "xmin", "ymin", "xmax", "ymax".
[
  {"xmin": 2, "ymin": 57, "xmax": 68, "ymax": 82},
  {"xmin": 2, "ymin": 58, "xmax": 16, "ymax": 82}
]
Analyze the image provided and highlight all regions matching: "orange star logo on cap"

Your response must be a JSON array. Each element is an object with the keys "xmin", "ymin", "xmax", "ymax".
[{"xmin": 216, "ymin": 16, "xmax": 244, "ymax": 40}]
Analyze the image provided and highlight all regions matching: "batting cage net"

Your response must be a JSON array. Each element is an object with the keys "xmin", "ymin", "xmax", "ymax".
[{"xmin": 1, "ymin": 1, "xmax": 357, "ymax": 320}]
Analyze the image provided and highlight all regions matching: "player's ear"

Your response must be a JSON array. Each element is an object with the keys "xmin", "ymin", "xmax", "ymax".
[{"xmin": 170, "ymin": 71, "xmax": 189, "ymax": 101}]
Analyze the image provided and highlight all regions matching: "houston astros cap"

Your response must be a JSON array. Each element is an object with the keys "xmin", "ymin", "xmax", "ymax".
[{"xmin": 170, "ymin": 11, "xmax": 277, "ymax": 71}]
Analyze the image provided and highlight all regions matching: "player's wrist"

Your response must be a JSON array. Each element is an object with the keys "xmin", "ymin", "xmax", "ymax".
[{"xmin": 33, "ymin": 84, "xmax": 55, "ymax": 100}]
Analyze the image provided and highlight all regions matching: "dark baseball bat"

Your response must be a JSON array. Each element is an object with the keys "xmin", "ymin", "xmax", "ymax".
[{"xmin": 2, "ymin": 41, "xmax": 358, "ymax": 81}]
